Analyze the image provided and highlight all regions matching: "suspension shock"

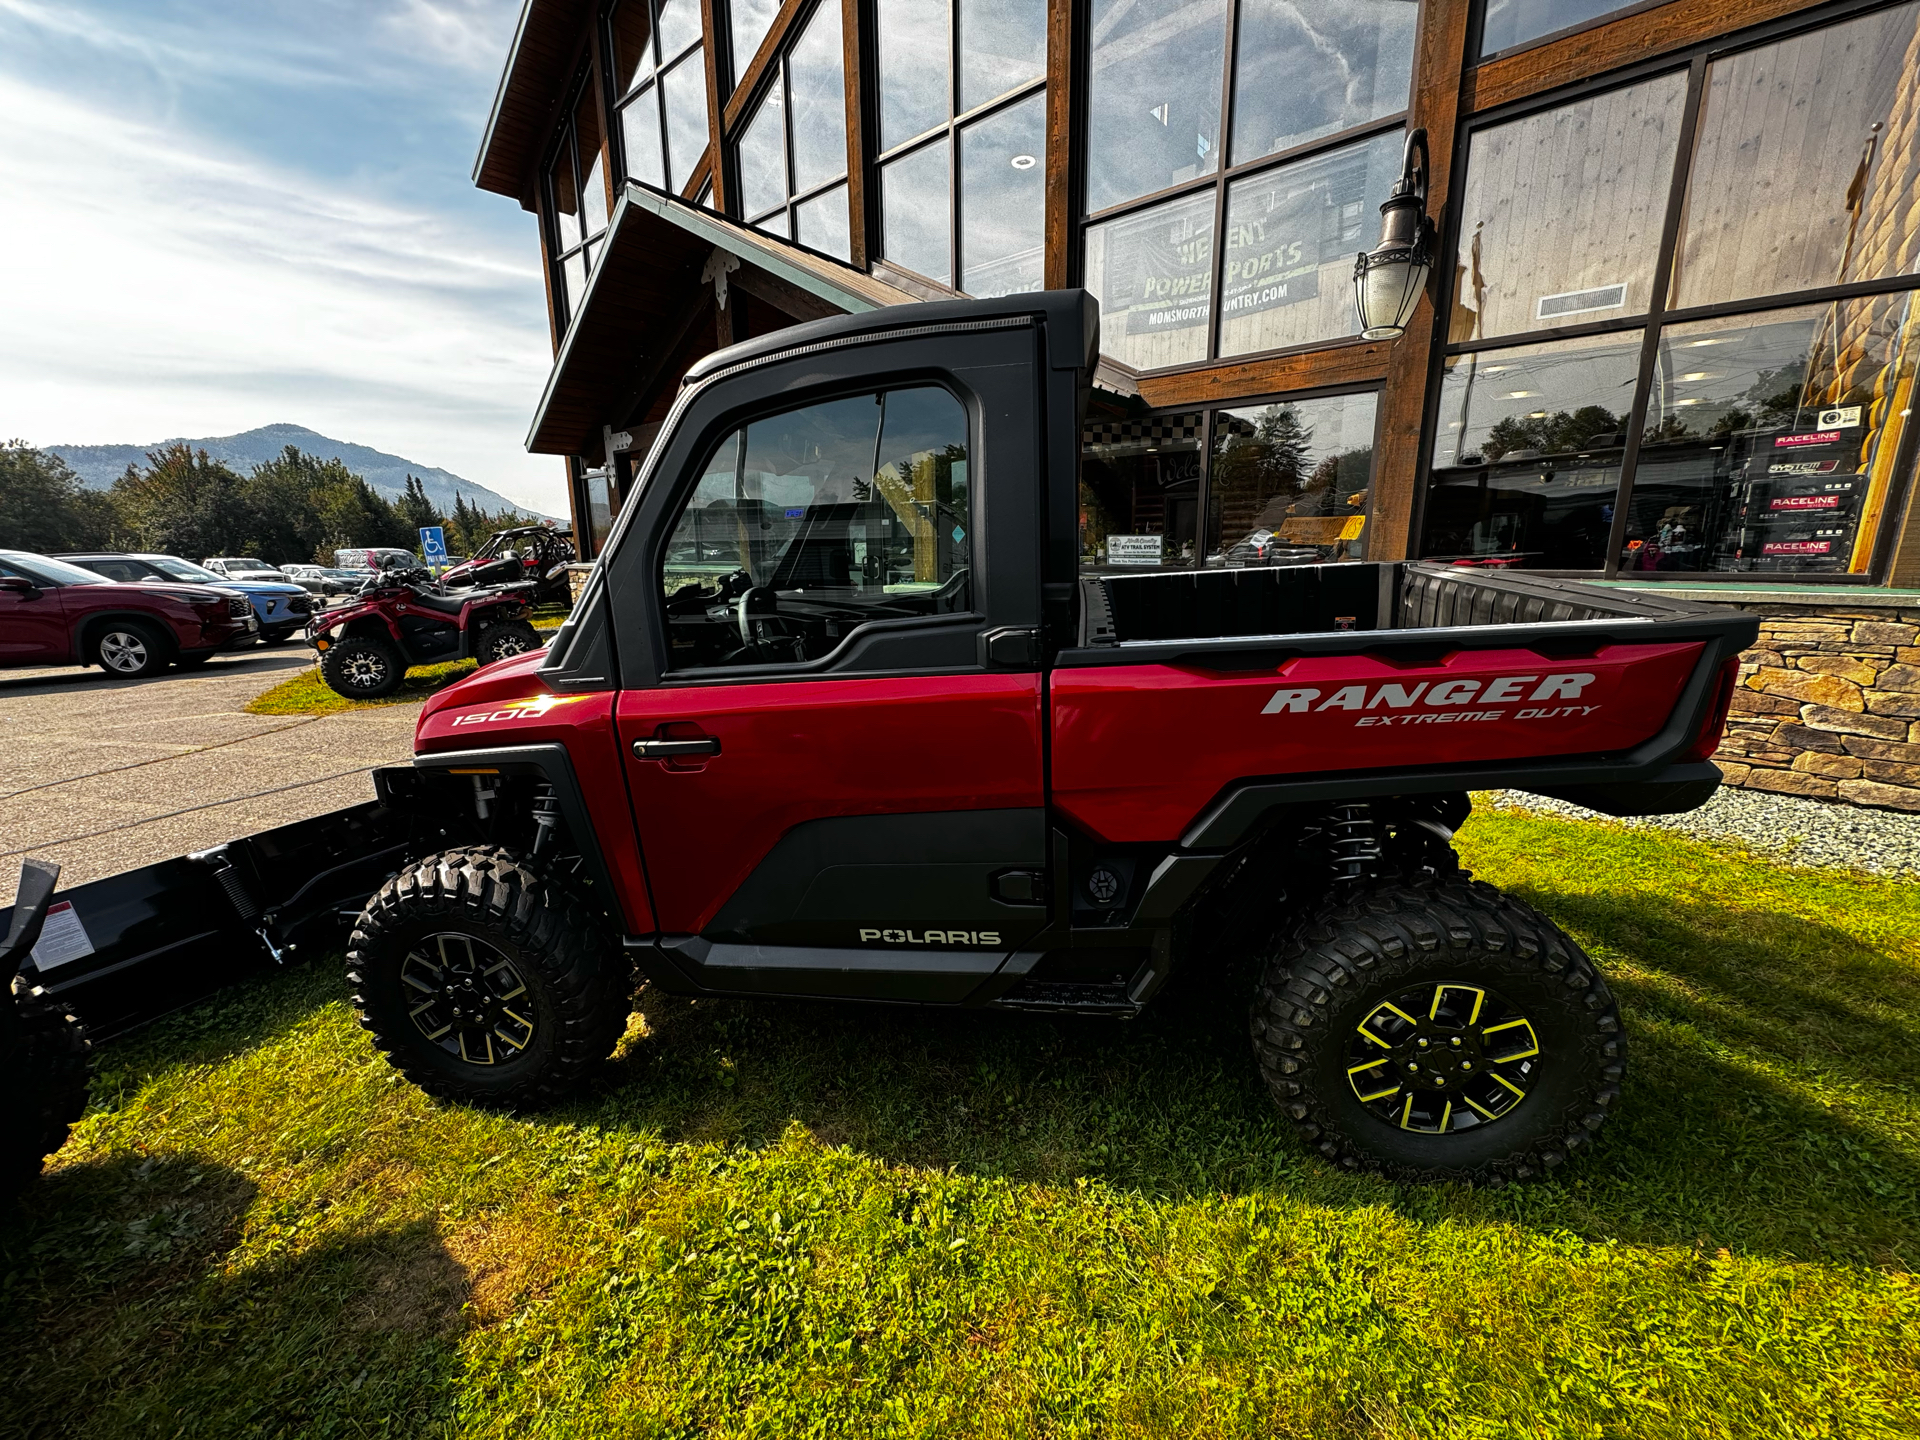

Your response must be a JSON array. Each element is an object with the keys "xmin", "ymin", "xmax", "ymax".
[
  {"xmin": 530, "ymin": 783, "xmax": 562, "ymax": 858},
  {"xmin": 1325, "ymin": 802, "xmax": 1381, "ymax": 889}
]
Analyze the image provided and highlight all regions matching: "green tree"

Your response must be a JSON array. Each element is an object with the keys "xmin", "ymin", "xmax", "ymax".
[
  {"xmin": 109, "ymin": 444, "xmax": 250, "ymax": 558},
  {"xmin": 0, "ymin": 443, "xmax": 118, "ymax": 551},
  {"xmin": 396, "ymin": 474, "xmax": 441, "ymax": 534}
]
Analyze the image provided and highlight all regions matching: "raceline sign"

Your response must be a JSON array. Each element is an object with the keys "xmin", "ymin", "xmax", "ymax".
[{"xmin": 1263, "ymin": 672, "xmax": 1598, "ymax": 726}]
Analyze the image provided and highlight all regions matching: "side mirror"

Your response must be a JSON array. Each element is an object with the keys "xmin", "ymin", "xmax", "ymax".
[{"xmin": 0, "ymin": 575, "xmax": 40, "ymax": 597}]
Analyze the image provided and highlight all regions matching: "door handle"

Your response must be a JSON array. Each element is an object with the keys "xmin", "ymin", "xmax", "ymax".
[{"xmin": 632, "ymin": 737, "xmax": 721, "ymax": 760}]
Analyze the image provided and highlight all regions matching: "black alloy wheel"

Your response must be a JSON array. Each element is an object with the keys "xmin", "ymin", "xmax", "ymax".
[
  {"xmin": 1251, "ymin": 875, "xmax": 1624, "ymax": 1185},
  {"xmin": 347, "ymin": 848, "xmax": 631, "ymax": 1106},
  {"xmin": 401, "ymin": 932, "xmax": 539, "ymax": 1067},
  {"xmin": 476, "ymin": 620, "xmax": 541, "ymax": 667},
  {"xmin": 320, "ymin": 635, "xmax": 404, "ymax": 699},
  {"xmin": 93, "ymin": 622, "xmax": 169, "ymax": 678}
]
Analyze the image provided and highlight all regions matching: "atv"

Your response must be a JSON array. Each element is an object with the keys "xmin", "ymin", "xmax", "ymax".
[
  {"xmin": 307, "ymin": 565, "xmax": 546, "ymax": 700},
  {"xmin": 2, "ymin": 859, "xmax": 92, "ymax": 1204},
  {"xmin": 439, "ymin": 525, "xmax": 575, "ymax": 604}
]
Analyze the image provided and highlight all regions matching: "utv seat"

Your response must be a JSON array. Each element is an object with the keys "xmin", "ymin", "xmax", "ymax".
[{"xmin": 406, "ymin": 590, "xmax": 469, "ymax": 615}]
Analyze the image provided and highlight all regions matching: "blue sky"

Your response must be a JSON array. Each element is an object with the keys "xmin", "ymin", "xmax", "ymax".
[{"xmin": 0, "ymin": 0, "xmax": 571, "ymax": 511}]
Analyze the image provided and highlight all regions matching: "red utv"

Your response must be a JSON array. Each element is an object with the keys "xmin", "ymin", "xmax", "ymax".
[
  {"xmin": 307, "ymin": 565, "xmax": 544, "ymax": 699},
  {"xmin": 438, "ymin": 526, "xmax": 574, "ymax": 604}
]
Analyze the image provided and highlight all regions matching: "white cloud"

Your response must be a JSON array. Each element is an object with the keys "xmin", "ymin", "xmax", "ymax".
[{"xmin": 0, "ymin": 70, "xmax": 568, "ymax": 512}]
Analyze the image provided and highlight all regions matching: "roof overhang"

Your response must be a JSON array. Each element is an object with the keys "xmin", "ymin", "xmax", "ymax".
[
  {"xmin": 474, "ymin": 0, "xmax": 594, "ymax": 206},
  {"xmin": 525, "ymin": 184, "xmax": 919, "ymax": 455}
]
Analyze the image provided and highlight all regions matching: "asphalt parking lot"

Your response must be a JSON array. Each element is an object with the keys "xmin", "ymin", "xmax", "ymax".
[{"xmin": 0, "ymin": 648, "xmax": 420, "ymax": 906}]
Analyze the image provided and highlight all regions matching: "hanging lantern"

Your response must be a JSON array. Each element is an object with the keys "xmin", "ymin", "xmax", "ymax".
[{"xmin": 1353, "ymin": 128, "xmax": 1436, "ymax": 342}]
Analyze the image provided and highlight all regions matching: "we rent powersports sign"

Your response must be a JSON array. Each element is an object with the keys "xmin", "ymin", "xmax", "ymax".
[{"xmin": 1104, "ymin": 184, "xmax": 1329, "ymax": 337}]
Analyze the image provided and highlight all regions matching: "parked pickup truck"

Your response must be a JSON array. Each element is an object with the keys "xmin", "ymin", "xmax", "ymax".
[{"xmin": 353, "ymin": 291, "xmax": 1756, "ymax": 1185}]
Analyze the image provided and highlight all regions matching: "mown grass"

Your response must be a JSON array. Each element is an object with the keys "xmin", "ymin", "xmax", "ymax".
[
  {"xmin": 4, "ymin": 810, "xmax": 1917, "ymax": 1437},
  {"xmin": 243, "ymin": 607, "xmax": 570, "ymax": 716}
]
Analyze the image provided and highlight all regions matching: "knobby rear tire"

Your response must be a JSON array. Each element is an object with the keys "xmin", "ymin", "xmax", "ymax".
[
  {"xmin": 1250, "ymin": 875, "xmax": 1624, "ymax": 1186},
  {"xmin": 346, "ymin": 847, "xmax": 630, "ymax": 1108}
]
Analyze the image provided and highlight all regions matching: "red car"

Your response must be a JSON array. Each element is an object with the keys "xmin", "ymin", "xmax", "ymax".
[{"xmin": 0, "ymin": 550, "xmax": 258, "ymax": 678}]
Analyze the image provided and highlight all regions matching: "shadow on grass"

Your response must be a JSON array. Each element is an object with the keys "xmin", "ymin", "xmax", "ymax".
[
  {"xmin": 0, "ymin": 1152, "xmax": 469, "ymax": 1439},
  {"xmin": 549, "ymin": 898, "xmax": 1920, "ymax": 1269}
]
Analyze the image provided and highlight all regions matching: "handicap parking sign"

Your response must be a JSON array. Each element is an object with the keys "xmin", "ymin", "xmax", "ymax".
[{"xmin": 420, "ymin": 526, "xmax": 448, "ymax": 567}]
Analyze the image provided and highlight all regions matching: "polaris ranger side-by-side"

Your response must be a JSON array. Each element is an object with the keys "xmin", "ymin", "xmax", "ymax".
[{"xmin": 351, "ymin": 291, "xmax": 1756, "ymax": 1185}]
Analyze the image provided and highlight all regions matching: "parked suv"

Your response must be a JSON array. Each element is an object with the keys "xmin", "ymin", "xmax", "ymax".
[
  {"xmin": 0, "ymin": 550, "xmax": 256, "ymax": 677},
  {"xmin": 59, "ymin": 554, "xmax": 313, "ymax": 645}
]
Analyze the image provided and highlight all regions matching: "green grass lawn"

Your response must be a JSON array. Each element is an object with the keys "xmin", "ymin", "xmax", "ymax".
[
  {"xmin": 5, "ymin": 811, "xmax": 1917, "ymax": 1437},
  {"xmin": 244, "ymin": 609, "xmax": 569, "ymax": 716}
]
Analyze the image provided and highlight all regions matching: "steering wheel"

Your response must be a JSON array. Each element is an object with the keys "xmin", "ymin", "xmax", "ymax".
[{"xmin": 735, "ymin": 586, "xmax": 778, "ymax": 647}]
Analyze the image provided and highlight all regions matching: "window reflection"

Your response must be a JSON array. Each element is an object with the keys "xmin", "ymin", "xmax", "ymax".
[
  {"xmin": 880, "ymin": 141, "xmax": 952, "ymax": 284},
  {"xmin": 1080, "ymin": 413, "xmax": 1203, "ymax": 571},
  {"xmin": 1479, "ymin": 0, "xmax": 1636, "ymax": 56},
  {"xmin": 1421, "ymin": 331, "xmax": 1643, "ymax": 569},
  {"xmin": 610, "ymin": 0, "xmax": 653, "ymax": 93},
  {"xmin": 959, "ymin": 92, "xmax": 1045, "ymax": 296},
  {"xmin": 612, "ymin": 0, "xmax": 707, "ymax": 195},
  {"xmin": 729, "ymin": 0, "xmax": 781, "ymax": 84},
  {"xmin": 1218, "ymin": 130, "xmax": 1401, "ymax": 357},
  {"xmin": 879, "ymin": 0, "xmax": 950, "ymax": 149},
  {"xmin": 796, "ymin": 184, "xmax": 852, "ymax": 261},
  {"xmin": 1230, "ymin": 0, "xmax": 1414, "ymax": 165},
  {"xmin": 1083, "ymin": 190, "xmax": 1214, "ymax": 370},
  {"xmin": 960, "ymin": 0, "xmax": 1046, "ymax": 113},
  {"xmin": 787, "ymin": 2, "xmax": 847, "ymax": 195},
  {"xmin": 1086, "ymin": 0, "xmax": 1228, "ymax": 214},
  {"xmin": 1209, "ymin": 393, "xmax": 1378, "ymax": 564},
  {"xmin": 738, "ymin": 75, "xmax": 787, "ymax": 220},
  {"xmin": 1449, "ymin": 72, "xmax": 1686, "ymax": 343},
  {"xmin": 661, "ymin": 47, "xmax": 708, "ymax": 190},
  {"xmin": 622, "ymin": 85, "xmax": 666, "ymax": 188},
  {"xmin": 1672, "ymin": 3, "xmax": 1920, "ymax": 311},
  {"xmin": 1620, "ymin": 299, "xmax": 1920, "ymax": 574}
]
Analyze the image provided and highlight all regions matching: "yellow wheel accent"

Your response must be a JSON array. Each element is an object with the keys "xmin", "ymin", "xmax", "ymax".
[{"xmin": 1347, "ymin": 980, "xmax": 1542, "ymax": 1135}]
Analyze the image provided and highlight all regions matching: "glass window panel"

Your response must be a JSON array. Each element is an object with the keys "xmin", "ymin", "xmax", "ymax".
[
  {"xmin": 661, "ymin": 388, "xmax": 970, "ymax": 668},
  {"xmin": 881, "ymin": 139, "xmax": 952, "ymax": 285},
  {"xmin": 730, "ymin": 0, "xmax": 782, "ymax": 83},
  {"xmin": 1230, "ymin": 0, "xmax": 1414, "ymax": 166},
  {"xmin": 738, "ymin": 74, "xmax": 788, "ymax": 216},
  {"xmin": 611, "ymin": 0, "xmax": 655, "ymax": 91},
  {"xmin": 1621, "ymin": 297, "xmax": 1920, "ymax": 575},
  {"xmin": 1672, "ymin": 5, "xmax": 1920, "ymax": 311},
  {"xmin": 655, "ymin": 0, "xmax": 703, "ymax": 60},
  {"xmin": 549, "ymin": 129, "xmax": 581, "ymax": 249},
  {"xmin": 622, "ymin": 88, "xmax": 667, "ymax": 188},
  {"xmin": 1080, "ymin": 412, "xmax": 1203, "ymax": 570},
  {"xmin": 661, "ymin": 47, "xmax": 710, "ymax": 192},
  {"xmin": 1083, "ymin": 188, "xmax": 1213, "ymax": 370},
  {"xmin": 575, "ymin": 89, "xmax": 608, "ymax": 235},
  {"xmin": 959, "ymin": 0, "xmax": 1046, "ymax": 113},
  {"xmin": 1086, "ymin": 0, "xmax": 1227, "ymax": 214},
  {"xmin": 1209, "ymin": 393, "xmax": 1379, "ymax": 565},
  {"xmin": 1480, "ymin": 0, "xmax": 1636, "ymax": 58},
  {"xmin": 756, "ymin": 208, "xmax": 791, "ymax": 239},
  {"xmin": 789, "ymin": 3, "xmax": 848, "ymax": 194},
  {"xmin": 1449, "ymin": 72, "xmax": 1686, "ymax": 344},
  {"xmin": 1421, "ymin": 330, "xmax": 1643, "ymax": 569},
  {"xmin": 959, "ymin": 91, "xmax": 1045, "ymax": 296},
  {"xmin": 796, "ymin": 183, "xmax": 852, "ymax": 261},
  {"xmin": 1219, "ymin": 129, "xmax": 1402, "ymax": 358},
  {"xmin": 561, "ymin": 249, "xmax": 589, "ymax": 328},
  {"xmin": 879, "ymin": 0, "xmax": 950, "ymax": 151}
]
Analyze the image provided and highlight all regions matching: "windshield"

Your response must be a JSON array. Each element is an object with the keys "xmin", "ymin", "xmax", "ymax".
[
  {"xmin": 0, "ymin": 551, "xmax": 115, "ymax": 586},
  {"xmin": 147, "ymin": 556, "xmax": 228, "ymax": 584},
  {"xmin": 226, "ymin": 558, "xmax": 272, "ymax": 571}
]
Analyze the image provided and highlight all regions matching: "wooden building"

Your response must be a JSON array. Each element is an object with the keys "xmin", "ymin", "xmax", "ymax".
[{"xmin": 476, "ymin": 0, "xmax": 1920, "ymax": 806}]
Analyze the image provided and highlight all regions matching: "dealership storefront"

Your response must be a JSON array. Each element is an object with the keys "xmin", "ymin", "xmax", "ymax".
[{"xmin": 478, "ymin": 0, "xmax": 1920, "ymax": 805}]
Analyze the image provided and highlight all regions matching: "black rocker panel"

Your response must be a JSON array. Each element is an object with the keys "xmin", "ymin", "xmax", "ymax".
[{"xmin": 702, "ymin": 808, "xmax": 1049, "ymax": 951}]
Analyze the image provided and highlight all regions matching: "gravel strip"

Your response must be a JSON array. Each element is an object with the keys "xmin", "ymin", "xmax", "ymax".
[{"xmin": 1480, "ymin": 786, "xmax": 1920, "ymax": 878}]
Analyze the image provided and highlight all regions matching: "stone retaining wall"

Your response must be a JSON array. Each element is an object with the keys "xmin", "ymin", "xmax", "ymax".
[{"xmin": 1716, "ymin": 604, "xmax": 1920, "ymax": 812}]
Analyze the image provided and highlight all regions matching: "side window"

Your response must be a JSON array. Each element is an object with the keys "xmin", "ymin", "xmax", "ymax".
[
  {"xmin": 661, "ymin": 386, "xmax": 971, "ymax": 670},
  {"xmin": 92, "ymin": 560, "xmax": 142, "ymax": 582}
]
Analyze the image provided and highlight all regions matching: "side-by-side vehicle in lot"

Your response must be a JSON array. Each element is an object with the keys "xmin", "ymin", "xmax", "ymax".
[
  {"xmin": 341, "ymin": 292, "xmax": 1756, "ymax": 1186},
  {"xmin": 307, "ymin": 566, "xmax": 545, "ymax": 699},
  {"xmin": 0, "ymin": 550, "xmax": 257, "ymax": 677},
  {"xmin": 439, "ymin": 525, "xmax": 575, "ymax": 603}
]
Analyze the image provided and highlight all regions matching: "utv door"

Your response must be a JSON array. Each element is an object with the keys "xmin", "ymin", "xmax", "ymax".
[{"xmin": 605, "ymin": 314, "xmax": 1064, "ymax": 1002}]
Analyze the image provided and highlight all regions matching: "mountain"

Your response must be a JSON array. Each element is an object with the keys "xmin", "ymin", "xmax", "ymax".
[{"xmin": 46, "ymin": 423, "xmax": 550, "ymax": 519}]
